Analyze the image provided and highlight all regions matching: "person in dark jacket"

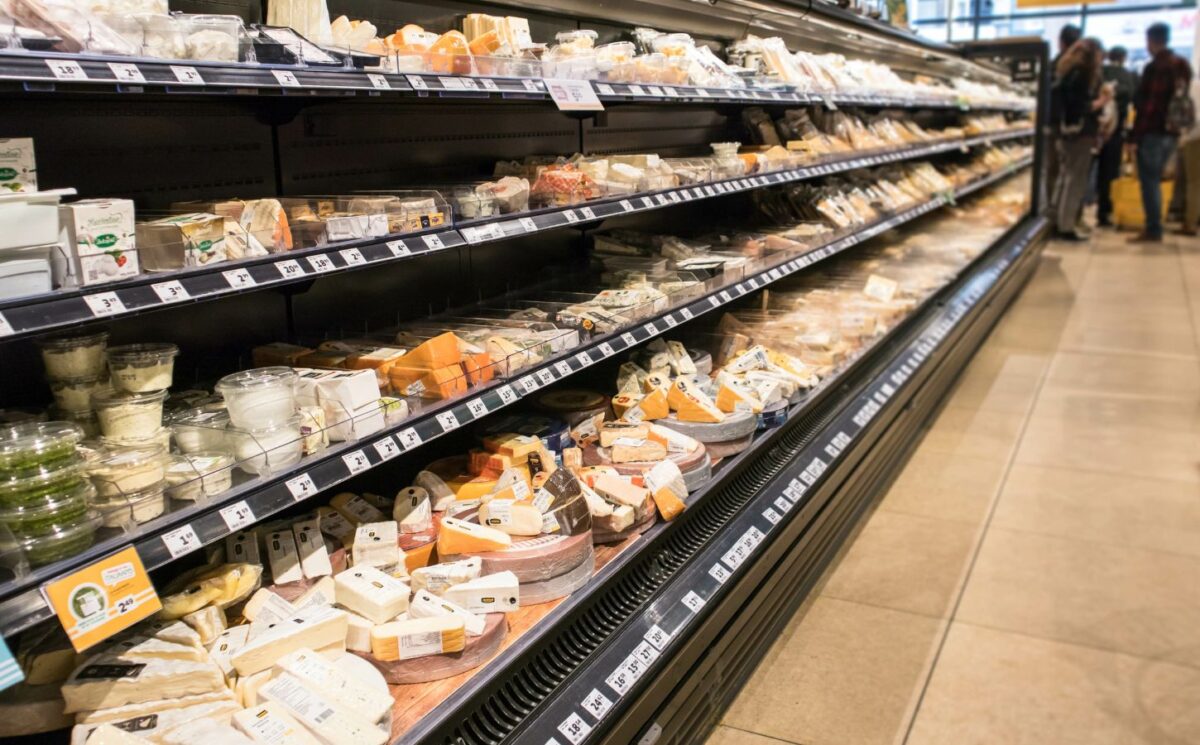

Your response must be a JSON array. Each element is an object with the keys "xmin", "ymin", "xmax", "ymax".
[
  {"xmin": 1096, "ymin": 47, "xmax": 1137, "ymax": 227},
  {"xmin": 1046, "ymin": 24, "xmax": 1083, "ymax": 199},
  {"xmin": 1052, "ymin": 38, "xmax": 1111, "ymax": 239}
]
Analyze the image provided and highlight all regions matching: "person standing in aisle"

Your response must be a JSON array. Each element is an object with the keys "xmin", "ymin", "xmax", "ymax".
[
  {"xmin": 1096, "ymin": 46, "xmax": 1137, "ymax": 227},
  {"xmin": 1173, "ymin": 75, "xmax": 1200, "ymax": 235},
  {"xmin": 1052, "ymin": 38, "xmax": 1111, "ymax": 240},
  {"xmin": 1047, "ymin": 24, "xmax": 1083, "ymax": 199},
  {"xmin": 1129, "ymin": 22, "xmax": 1193, "ymax": 243}
]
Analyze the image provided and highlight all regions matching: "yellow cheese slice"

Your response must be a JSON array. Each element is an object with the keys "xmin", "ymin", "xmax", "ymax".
[{"xmin": 437, "ymin": 516, "xmax": 513, "ymax": 554}]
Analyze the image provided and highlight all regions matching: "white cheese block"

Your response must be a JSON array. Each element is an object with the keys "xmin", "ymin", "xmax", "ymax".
[
  {"xmin": 231, "ymin": 606, "xmax": 349, "ymax": 676},
  {"xmin": 294, "ymin": 577, "xmax": 336, "ymax": 609},
  {"xmin": 62, "ymin": 656, "xmax": 226, "ymax": 713},
  {"xmin": 75, "ymin": 690, "xmax": 238, "ymax": 724},
  {"xmin": 207, "ymin": 625, "xmax": 251, "ymax": 680},
  {"xmin": 266, "ymin": 530, "xmax": 304, "ymax": 585},
  {"xmin": 69, "ymin": 699, "xmax": 240, "ymax": 744},
  {"xmin": 393, "ymin": 487, "xmax": 432, "ymax": 533},
  {"xmin": 351, "ymin": 521, "xmax": 401, "ymax": 569},
  {"xmin": 330, "ymin": 493, "xmax": 385, "ymax": 525},
  {"xmin": 243, "ymin": 589, "xmax": 296, "ymax": 624},
  {"xmin": 236, "ymin": 669, "xmax": 273, "ymax": 708},
  {"xmin": 160, "ymin": 717, "xmax": 255, "ymax": 745},
  {"xmin": 344, "ymin": 613, "xmax": 374, "ymax": 653},
  {"xmin": 226, "ymin": 530, "xmax": 261, "ymax": 565},
  {"xmin": 258, "ymin": 673, "xmax": 387, "ymax": 745},
  {"xmin": 408, "ymin": 589, "xmax": 485, "ymax": 636},
  {"xmin": 442, "ymin": 571, "xmax": 520, "ymax": 614},
  {"xmin": 84, "ymin": 724, "xmax": 148, "ymax": 744},
  {"xmin": 292, "ymin": 519, "xmax": 333, "ymax": 579},
  {"xmin": 182, "ymin": 605, "xmax": 227, "ymax": 645},
  {"xmin": 125, "ymin": 620, "xmax": 203, "ymax": 649},
  {"xmin": 409, "ymin": 557, "xmax": 482, "ymax": 596},
  {"xmin": 333, "ymin": 565, "xmax": 409, "ymax": 624},
  {"xmin": 272, "ymin": 648, "xmax": 392, "ymax": 723},
  {"xmin": 233, "ymin": 702, "xmax": 322, "ymax": 745},
  {"xmin": 477, "ymin": 499, "xmax": 543, "ymax": 536},
  {"xmin": 100, "ymin": 635, "xmax": 206, "ymax": 662},
  {"xmin": 316, "ymin": 507, "xmax": 356, "ymax": 546}
]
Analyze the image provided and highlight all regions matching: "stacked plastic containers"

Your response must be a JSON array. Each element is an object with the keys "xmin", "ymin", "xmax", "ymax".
[{"xmin": 216, "ymin": 367, "xmax": 303, "ymax": 476}]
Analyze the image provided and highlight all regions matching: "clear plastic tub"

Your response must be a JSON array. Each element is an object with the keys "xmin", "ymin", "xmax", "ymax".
[
  {"xmin": 92, "ymin": 389, "xmax": 167, "ymax": 441},
  {"xmin": 0, "ymin": 458, "xmax": 85, "ymax": 509},
  {"xmin": 216, "ymin": 367, "xmax": 298, "ymax": 429},
  {"xmin": 138, "ymin": 13, "xmax": 187, "ymax": 59},
  {"xmin": 106, "ymin": 343, "xmax": 179, "ymax": 393},
  {"xmin": 37, "ymin": 332, "xmax": 109, "ymax": 380},
  {"xmin": 182, "ymin": 14, "xmax": 243, "ymax": 62},
  {"xmin": 0, "ymin": 480, "xmax": 92, "ymax": 537},
  {"xmin": 228, "ymin": 414, "xmax": 303, "ymax": 476},
  {"xmin": 93, "ymin": 480, "xmax": 167, "ymax": 529},
  {"xmin": 171, "ymin": 408, "xmax": 231, "ymax": 454},
  {"xmin": 0, "ymin": 421, "xmax": 84, "ymax": 475},
  {"xmin": 48, "ymin": 375, "xmax": 111, "ymax": 412},
  {"xmin": 18, "ymin": 511, "xmax": 99, "ymax": 567},
  {"xmin": 88, "ymin": 444, "xmax": 167, "ymax": 498},
  {"xmin": 99, "ymin": 427, "xmax": 172, "ymax": 452},
  {"xmin": 165, "ymin": 452, "xmax": 233, "ymax": 501}
]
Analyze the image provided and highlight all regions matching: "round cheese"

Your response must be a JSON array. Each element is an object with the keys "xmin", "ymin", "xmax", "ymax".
[
  {"xmin": 534, "ymin": 389, "xmax": 609, "ymax": 424},
  {"xmin": 758, "ymin": 399, "xmax": 789, "ymax": 429},
  {"xmin": 519, "ymin": 547, "xmax": 595, "ymax": 605},
  {"xmin": 354, "ymin": 613, "xmax": 507, "ymax": 684},
  {"xmin": 437, "ymin": 531, "xmax": 593, "ymax": 582},
  {"xmin": 680, "ymin": 454, "xmax": 713, "ymax": 492},
  {"xmin": 657, "ymin": 408, "xmax": 756, "ymax": 443},
  {"xmin": 705, "ymin": 432, "xmax": 755, "ymax": 459}
]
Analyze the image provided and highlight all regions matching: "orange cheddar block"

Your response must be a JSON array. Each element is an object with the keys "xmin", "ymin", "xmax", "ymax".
[
  {"xmin": 639, "ymin": 388, "xmax": 669, "ymax": 420},
  {"xmin": 715, "ymin": 382, "xmax": 763, "ymax": 414},
  {"xmin": 404, "ymin": 541, "xmax": 435, "ymax": 572},
  {"xmin": 612, "ymin": 393, "xmax": 640, "ymax": 419},
  {"xmin": 295, "ymin": 350, "xmax": 348, "ymax": 369},
  {"xmin": 643, "ymin": 371, "xmax": 671, "ymax": 393},
  {"xmin": 645, "ymin": 461, "xmax": 687, "ymax": 521},
  {"xmin": 400, "ymin": 332, "xmax": 464, "ymax": 372},
  {"xmin": 667, "ymin": 379, "xmax": 725, "ymax": 423},
  {"xmin": 482, "ymin": 433, "xmax": 542, "ymax": 465},
  {"xmin": 462, "ymin": 352, "xmax": 494, "ymax": 386},
  {"xmin": 468, "ymin": 29, "xmax": 501, "ymax": 56},
  {"xmin": 427, "ymin": 31, "xmax": 472, "ymax": 75},
  {"xmin": 437, "ymin": 516, "xmax": 512, "ymax": 555},
  {"xmin": 389, "ymin": 364, "xmax": 467, "ymax": 400}
]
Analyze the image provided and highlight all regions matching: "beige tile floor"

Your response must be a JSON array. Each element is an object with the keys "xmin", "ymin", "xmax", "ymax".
[{"xmin": 708, "ymin": 227, "xmax": 1200, "ymax": 745}]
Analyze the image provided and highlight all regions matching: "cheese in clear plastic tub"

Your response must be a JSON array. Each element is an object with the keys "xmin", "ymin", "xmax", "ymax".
[
  {"xmin": 180, "ymin": 13, "xmax": 243, "ymax": 62},
  {"xmin": 0, "ymin": 421, "xmax": 84, "ymax": 478},
  {"xmin": 48, "ymin": 375, "xmax": 111, "ymax": 412},
  {"xmin": 216, "ymin": 366, "xmax": 298, "ymax": 428},
  {"xmin": 227, "ymin": 414, "xmax": 303, "ymax": 475},
  {"xmin": 596, "ymin": 42, "xmax": 636, "ymax": 82},
  {"xmin": 171, "ymin": 407, "xmax": 231, "ymax": 454},
  {"xmin": 106, "ymin": 342, "xmax": 178, "ymax": 393},
  {"xmin": 92, "ymin": 479, "xmax": 168, "ymax": 529},
  {"xmin": 37, "ymin": 331, "xmax": 109, "ymax": 380},
  {"xmin": 165, "ymin": 451, "xmax": 234, "ymax": 501},
  {"xmin": 92, "ymin": 389, "xmax": 166, "ymax": 441},
  {"xmin": 473, "ymin": 55, "xmax": 542, "ymax": 79},
  {"xmin": 87, "ymin": 443, "xmax": 167, "ymax": 498},
  {"xmin": 15, "ymin": 509, "xmax": 99, "ymax": 567}
]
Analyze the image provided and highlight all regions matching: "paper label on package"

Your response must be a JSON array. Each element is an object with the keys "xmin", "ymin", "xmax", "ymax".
[
  {"xmin": 43, "ymin": 547, "xmax": 161, "ymax": 652},
  {"xmin": 545, "ymin": 78, "xmax": 604, "ymax": 111},
  {"xmin": 399, "ymin": 630, "xmax": 445, "ymax": 659},
  {"xmin": 863, "ymin": 274, "xmax": 899, "ymax": 302}
]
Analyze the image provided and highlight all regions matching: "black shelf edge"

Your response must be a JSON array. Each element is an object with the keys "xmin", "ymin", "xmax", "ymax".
[
  {"xmin": 0, "ymin": 159, "xmax": 1032, "ymax": 639},
  {"xmin": 0, "ymin": 129, "xmax": 1033, "ymax": 342}
]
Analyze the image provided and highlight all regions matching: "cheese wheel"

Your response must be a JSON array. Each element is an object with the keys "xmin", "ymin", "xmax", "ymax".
[
  {"xmin": 518, "ymin": 547, "xmax": 595, "ymax": 605},
  {"xmin": 475, "ymin": 414, "xmax": 572, "ymax": 453},
  {"xmin": 534, "ymin": 389, "xmax": 609, "ymax": 425},
  {"xmin": 437, "ymin": 531, "xmax": 593, "ymax": 582},
  {"xmin": 758, "ymin": 399, "xmax": 789, "ymax": 429},
  {"xmin": 657, "ymin": 408, "xmax": 756, "ymax": 443},
  {"xmin": 704, "ymin": 432, "xmax": 755, "ymax": 459},
  {"xmin": 353, "ymin": 613, "xmax": 506, "ymax": 684}
]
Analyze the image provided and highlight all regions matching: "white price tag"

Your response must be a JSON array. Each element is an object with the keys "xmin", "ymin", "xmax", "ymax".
[
  {"xmin": 598, "ymin": 343, "xmax": 615, "ymax": 357},
  {"xmin": 406, "ymin": 75, "xmax": 428, "ymax": 89},
  {"xmin": 522, "ymin": 79, "xmax": 540, "ymax": 92},
  {"xmin": 0, "ymin": 312, "xmax": 12, "ymax": 337},
  {"xmin": 497, "ymin": 386, "xmax": 518, "ymax": 405},
  {"xmin": 709, "ymin": 563, "xmax": 730, "ymax": 584},
  {"xmin": 83, "ymin": 292, "xmax": 126, "ymax": 317},
  {"xmin": 151, "ymin": 281, "xmax": 189, "ymax": 303},
  {"xmin": 386, "ymin": 240, "xmax": 411, "ymax": 257},
  {"xmin": 654, "ymin": 194, "xmax": 669, "ymax": 206},
  {"xmin": 644, "ymin": 625, "xmax": 671, "ymax": 650},
  {"xmin": 223, "ymin": 268, "xmax": 256, "ymax": 288},
  {"xmin": 422, "ymin": 233, "xmax": 445, "ymax": 250},
  {"xmin": 219, "ymin": 501, "xmax": 255, "ymax": 532},
  {"xmin": 518, "ymin": 217, "xmax": 538, "ymax": 233},
  {"xmin": 682, "ymin": 591, "xmax": 706, "ymax": 612},
  {"xmin": 562, "ymin": 210, "xmax": 580, "ymax": 224},
  {"xmin": 367, "ymin": 73, "xmax": 390, "ymax": 89},
  {"xmin": 340, "ymin": 247, "xmax": 365, "ymax": 266},
  {"xmin": 518, "ymin": 376, "xmax": 538, "ymax": 393},
  {"xmin": 719, "ymin": 290, "xmax": 732, "ymax": 303},
  {"xmin": 633, "ymin": 641, "xmax": 658, "ymax": 664},
  {"xmin": 663, "ymin": 315, "xmax": 677, "ymax": 328},
  {"xmin": 620, "ymin": 332, "xmax": 637, "ymax": 347},
  {"xmin": 272, "ymin": 70, "xmax": 300, "ymax": 87},
  {"xmin": 373, "ymin": 437, "xmax": 400, "ymax": 461},
  {"xmin": 646, "ymin": 85, "xmax": 664, "ymax": 96},
  {"xmin": 696, "ymin": 87, "xmax": 710, "ymax": 96},
  {"xmin": 479, "ymin": 78, "xmax": 498, "ymax": 91},
  {"xmin": 579, "ymin": 206, "xmax": 596, "ymax": 220},
  {"xmin": 170, "ymin": 65, "xmax": 203, "ymax": 84},
  {"xmin": 342, "ymin": 450, "xmax": 370, "ymax": 475},
  {"xmin": 643, "ymin": 321, "xmax": 658, "ymax": 335},
  {"xmin": 286, "ymin": 473, "xmax": 317, "ymax": 500},
  {"xmin": 557, "ymin": 713, "xmax": 592, "ymax": 744},
  {"xmin": 46, "ymin": 59, "xmax": 86, "ymax": 80},
  {"xmin": 544, "ymin": 78, "xmax": 604, "ymax": 111},
  {"xmin": 107, "ymin": 62, "xmax": 144, "ymax": 83},
  {"xmin": 554, "ymin": 361, "xmax": 572, "ymax": 377},
  {"xmin": 466, "ymin": 398, "xmax": 489, "ymax": 419},
  {"xmin": 581, "ymin": 689, "xmax": 613, "ymax": 720},
  {"xmin": 606, "ymin": 666, "xmax": 634, "ymax": 696},
  {"xmin": 596, "ymin": 83, "xmax": 615, "ymax": 95},
  {"xmin": 436, "ymin": 410, "xmax": 460, "ymax": 432},
  {"xmin": 619, "ymin": 199, "xmax": 634, "ymax": 212},
  {"xmin": 306, "ymin": 254, "xmax": 335, "ymax": 273},
  {"xmin": 397, "ymin": 427, "xmax": 422, "ymax": 450},
  {"xmin": 536, "ymin": 368, "xmax": 555, "ymax": 386},
  {"xmin": 680, "ymin": 307, "xmax": 694, "ymax": 320},
  {"xmin": 628, "ymin": 84, "xmax": 645, "ymax": 95},
  {"xmin": 763, "ymin": 507, "xmax": 782, "ymax": 524},
  {"xmin": 162, "ymin": 525, "xmax": 201, "ymax": 559},
  {"xmin": 663, "ymin": 86, "xmax": 680, "ymax": 97},
  {"xmin": 775, "ymin": 495, "xmax": 793, "ymax": 514},
  {"xmin": 276, "ymin": 259, "xmax": 304, "ymax": 279}
]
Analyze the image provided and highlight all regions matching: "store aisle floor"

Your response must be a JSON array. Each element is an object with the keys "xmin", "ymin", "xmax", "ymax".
[{"xmin": 706, "ymin": 229, "xmax": 1200, "ymax": 745}]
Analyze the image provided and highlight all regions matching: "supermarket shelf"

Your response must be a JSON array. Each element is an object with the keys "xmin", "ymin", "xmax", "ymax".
[
  {"xmin": 1, "ymin": 50, "xmax": 1033, "ymax": 111},
  {"xmin": 0, "ymin": 158, "xmax": 1031, "ymax": 640},
  {"xmin": 0, "ymin": 128, "xmax": 1033, "ymax": 342}
]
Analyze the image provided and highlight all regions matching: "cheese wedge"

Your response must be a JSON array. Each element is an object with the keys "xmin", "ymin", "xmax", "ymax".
[
  {"xmin": 611, "ymin": 438, "xmax": 667, "ymax": 464},
  {"xmin": 481, "ymin": 433, "xmax": 542, "ymax": 465},
  {"xmin": 333, "ymin": 565, "xmax": 410, "ymax": 624},
  {"xmin": 225, "ymin": 530, "xmax": 260, "ymax": 565},
  {"xmin": 667, "ymin": 378, "xmax": 725, "ymax": 423},
  {"xmin": 408, "ymin": 589, "xmax": 485, "ymax": 636},
  {"xmin": 563, "ymin": 447, "xmax": 583, "ymax": 473},
  {"xmin": 715, "ymin": 380, "xmax": 764, "ymax": 414},
  {"xmin": 595, "ymin": 504, "xmax": 636, "ymax": 533},
  {"xmin": 73, "ymin": 700, "xmax": 241, "ymax": 744},
  {"xmin": 292, "ymin": 518, "xmax": 333, "ymax": 579},
  {"xmin": 294, "ymin": 576, "xmax": 336, "ymax": 609},
  {"xmin": 84, "ymin": 724, "xmax": 151, "ymax": 745},
  {"xmin": 101, "ymin": 635, "xmax": 206, "ymax": 662},
  {"xmin": 666, "ymin": 340, "xmax": 697, "ymax": 375},
  {"xmin": 477, "ymin": 499, "xmax": 543, "ymax": 536},
  {"xmin": 437, "ymin": 516, "xmax": 512, "ymax": 555},
  {"xmin": 233, "ymin": 702, "xmax": 321, "ymax": 745},
  {"xmin": 160, "ymin": 718, "xmax": 254, "ymax": 745},
  {"xmin": 370, "ymin": 617, "xmax": 466, "ymax": 661},
  {"xmin": 410, "ymin": 557, "xmax": 482, "ymax": 595},
  {"xmin": 181, "ymin": 605, "xmax": 226, "ymax": 646},
  {"xmin": 622, "ymin": 387, "xmax": 669, "ymax": 422},
  {"xmin": 206, "ymin": 625, "xmax": 250, "ymax": 681},
  {"xmin": 645, "ymin": 460, "xmax": 688, "ymax": 521},
  {"xmin": 258, "ymin": 673, "xmax": 386, "ymax": 745},
  {"xmin": 243, "ymin": 588, "xmax": 296, "ymax": 624},
  {"xmin": 599, "ymin": 421, "xmax": 649, "ymax": 448},
  {"xmin": 442, "ymin": 571, "xmax": 520, "ymax": 614},
  {"xmin": 316, "ymin": 507, "xmax": 356, "ymax": 547},
  {"xmin": 344, "ymin": 612, "xmax": 374, "ymax": 653},
  {"xmin": 235, "ymin": 669, "xmax": 272, "ymax": 708},
  {"xmin": 62, "ymin": 656, "xmax": 226, "ymax": 713},
  {"xmin": 643, "ymin": 370, "xmax": 671, "ymax": 393},
  {"xmin": 230, "ymin": 606, "xmax": 349, "ymax": 676},
  {"xmin": 330, "ymin": 492, "xmax": 386, "ymax": 524},
  {"xmin": 593, "ymin": 474, "xmax": 650, "ymax": 510},
  {"xmin": 272, "ymin": 647, "xmax": 392, "ymax": 722},
  {"xmin": 393, "ymin": 486, "xmax": 433, "ymax": 533}
]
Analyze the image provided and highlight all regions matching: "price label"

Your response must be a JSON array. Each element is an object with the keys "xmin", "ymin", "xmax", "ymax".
[
  {"xmin": 397, "ymin": 428, "xmax": 422, "ymax": 450},
  {"xmin": 555, "ymin": 361, "xmax": 572, "ymax": 377},
  {"xmin": 763, "ymin": 507, "xmax": 782, "ymax": 524},
  {"xmin": 536, "ymin": 368, "xmax": 555, "ymax": 386},
  {"xmin": 718, "ymin": 291, "xmax": 732, "ymax": 303},
  {"xmin": 46, "ymin": 60, "xmax": 87, "ymax": 80},
  {"xmin": 579, "ymin": 206, "xmax": 596, "ymax": 220},
  {"xmin": 374, "ymin": 437, "xmax": 400, "ymax": 460},
  {"xmin": 596, "ymin": 83, "xmax": 615, "ymax": 95},
  {"xmin": 581, "ymin": 689, "xmax": 613, "ymax": 720},
  {"xmin": 273, "ymin": 70, "xmax": 301, "ymax": 87},
  {"xmin": 654, "ymin": 194, "xmax": 669, "ymax": 206},
  {"xmin": 276, "ymin": 259, "xmax": 304, "ymax": 278},
  {"xmin": 633, "ymin": 641, "xmax": 658, "ymax": 665},
  {"xmin": 667, "ymin": 191, "xmax": 681, "ymax": 203},
  {"xmin": 641, "ymin": 197, "xmax": 655, "ymax": 209},
  {"xmin": 219, "ymin": 501, "xmax": 255, "ymax": 532},
  {"xmin": 0, "ymin": 312, "xmax": 12, "ymax": 337},
  {"xmin": 421, "ymin": 233, "xmax": 445, "ymax": 250},
  {"xmin": 663, "ymin": 86, "xmax": 680, "ymax": 97},
  {"xmin": 286, "ymin": 473, "xmax": 317, "ymax": 500},
  {"xmin": 406, "ymin": 75, "xmax": 428, "ymax": 89},
  {"xmin": 162, "ymin": 525, "xmax": 201, "ymax": 559},
  {"xmin": 518, "ymin": 217, "xmax": 538, "ymax": 233},
  {"xmin": 386, "ymin": 240, "xmax": 411, "ymax": 257},
  {"xmin": 306, "ymin": 254, "xmax": 335, "ymax": 273},
  {"xmin": 367, "ymin": 73, "xmax": 390, "ymax": 89},
  {"xmin": 479, "ymin": 78, "xmax": 498, "ymax": 91},
  {"xmin": 557, "ymin": 713, "xmax": 592, "ymax": 744},
  {"xmin": 107, "ymin": 62, "xmax": 144, "ymax": 83},
  {"xmin": 628, "ymin": 85, "xmax": 645, "ymax": 95},
  {"xmin": 620, "ymin": 332, "xmax": 637, "ymax": 347},
  {"xmin": 775, "ymin": 496, "xmax": 792, "ymax": 514},
  {"xmin": 646, "ymin": 85, "xmax": 664, "ymax": 96},
  {"xmin": 606, "ymin": 666, "xmax": 633, "ymax": 696},
  {"xmin": 562, "ymin": 210, "xmax": 580, "ymax": 224},
  {"xmin": 497, "ymin": 386, "xmax": 518, "ymax": 405},
  {"xmin": 151, "ymin": 281, "xmax": 189, "ymax": 303},
  {"xmin": 522, "ymin": 79, "xmax": 541, "ymax": 93},
  {"xmin": 574, "ymin": 351, "xmax": 592, "ymax": 366},
  {"xmin": 643, "ymin": 321, "xmax": 658, "ymax": 335},
  {"xmin": 696, "ymin": 87, "xmax": 710, "ymax": 96},
  {"xmin": 340, "ymin": 247, "xmax": 365, "ymax": 266},
  {"xmin": 709, "ymin": 563, "xmax": 731, "ymax": 584},
  {"xmin": 170, "ymin": 65, "xmax": 203, "ymax": 85},
  {"xmin": 680, "ymin": 307, "xmax": 694, "ymax": 320},
  {"xmin": 598, "ymin": 343, "xmax": 615, "ymax": 357},
  {"xmin": 436, "ymin": 410, "xmax": 460, "ymax": 432},
  {"xmin": 44, "ymin": 547, "xmax": 161, "ymax": 652},
  {"xmin": 682, "ymin": 590, "xmax": 706, "ymax": 612},
  {"xmin": 84, "ymin": 292, "xmax": 126, "ymax": 317},
  {"xmin": 622, "ymin": 653, "xmax": 646, "ymax": 683},
  {"xmin": 223, "ymin": 268, "xmax": 256, "ymax": 288},
  {"xmin": 518, "ymin": 376, "xmax": 538, "ymax": 393},
  {"xmin": 544, "ymin": 78, "xmax": 604, "ymax": 111},
  {"xmin": 342, "ymin": 450, "xmax": 370, "ymax": 474},
  {"xmin": 644, "ymin": 624, "xmax": 670, "ymax": 650},
  {"xmin": 466, "ymin": 398, "xmax": 489, "ymax": 419}
]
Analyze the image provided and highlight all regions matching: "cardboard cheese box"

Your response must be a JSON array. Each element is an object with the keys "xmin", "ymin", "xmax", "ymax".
[
  {"xmin": 0, "ymin": 138, "xmax": 36, "ymax": 192},
  {"xmin": 60, "ymin": 198, "xmax": 140, "ymax": 286},
  {"xmin": 136, "ymin": 212, "xmax": 227, "ymax": 270}
]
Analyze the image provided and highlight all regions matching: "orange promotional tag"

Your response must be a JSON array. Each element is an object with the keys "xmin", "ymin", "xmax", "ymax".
[{"xmin": 44, "ymin": 547, "xmax": 162, "ymax": 652}]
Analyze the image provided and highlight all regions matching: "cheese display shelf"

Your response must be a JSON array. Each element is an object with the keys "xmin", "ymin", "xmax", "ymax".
[{"xmin": 0, "ymin": 128, "xmax": 1032, "ymax": 343}]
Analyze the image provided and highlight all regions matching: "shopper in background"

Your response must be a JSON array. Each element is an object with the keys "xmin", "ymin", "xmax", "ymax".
[
  {"xmin": 1096, "ymin": 46, "xmax": 1137, "ymax": 227},
  {"xmin": 1173, "ymin": 75, "xmax": 1200, "ymax": 235},
  {"xmin": 1130, "ymin": 22, "xmax": 1193, "ymax": 243},
  {"xmin": 1052, "ymin": 37, "xmax": 1110, "ymax": 240},
  {"xmin": 1047, "ymin": 24, "xmax": 1084, "ymax": 198}
]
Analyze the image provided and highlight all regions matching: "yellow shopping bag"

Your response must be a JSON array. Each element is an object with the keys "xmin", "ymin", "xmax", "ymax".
[{"xmin": 1111, "ymin": 176, "xmax": 1175, "ymax": 229}]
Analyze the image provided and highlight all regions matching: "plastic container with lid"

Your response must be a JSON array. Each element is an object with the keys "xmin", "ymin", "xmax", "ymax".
[
  {"xmin": 87, "ymin": 444, "xmax": 167, "ymax": 498},
  {"xmin": 0, "ymin": 458, "xmax": 85, "ymax": 509},
  {"xmin": 92, "ymin": 480, "xmax": 167, "ymax": 529},
  {"xmin": 18, "ymin": 511, "xmax": 99, "ymax": 567},
  {"xmin": 106, "ymin": 343, "xmax": 179, "ymax": 393},
  {"xmin": 99, "ymin": 427, "xmax": 172, "ymax": 452},
  {"xmin": 138, "ymin": 13, "xmax": 187, "ymax": 59},
  {"xmin": 182, "ymin": 14, "xmax": 243, "ymax": 62},
  {"xmin": 93, "ymin": 389, "xmax": 166, "ymax": 441},
  {"xmin": 37, "ymin": 332, "xmax": 109, "ymax": 380},
  {"xmin": 228, "ymin": 414, "xmax": 303, "ymax": 476},
  {"xmin": 48, "ymin": 375, "xmax": 111, "ymax": 412},
  {"xmin": 0, "ymin": 480, "xmax": 92, "ymax": 537},
  {"xmin": 165, "ymin": 452, "xmax": 233, "ymax": 501},
  {"xmin": 171, "ymin": 408, "xmax": 231, "ymax": 454},
  {"xmin": 216, "ymin": 367, "xmax": 298, "ymax": 428},
  {"xmin": 0, "ymin": 421, "xmax": 83, "ymax": 475}
]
